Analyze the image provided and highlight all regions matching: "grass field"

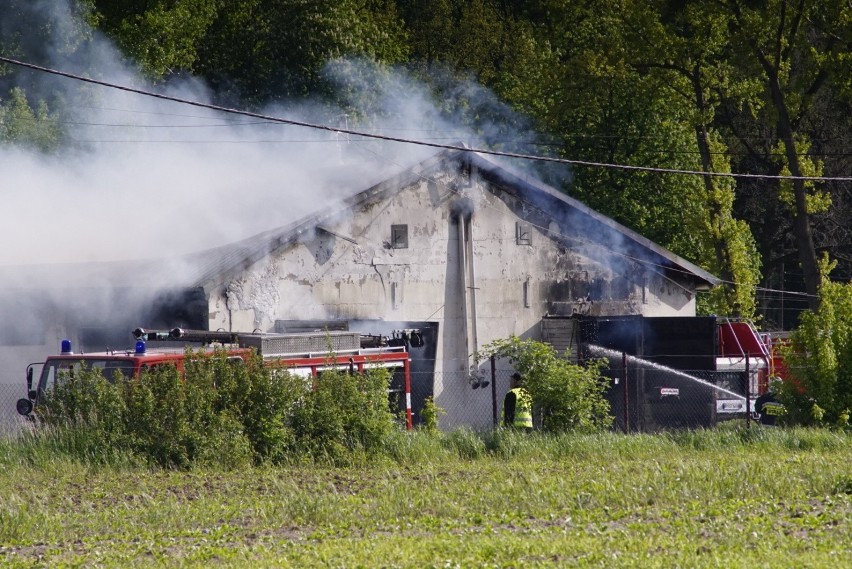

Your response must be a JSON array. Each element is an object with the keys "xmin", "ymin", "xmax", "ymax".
[{"xmin": 1, "ymin": 427, "xmax": 850, "ymax": 568}]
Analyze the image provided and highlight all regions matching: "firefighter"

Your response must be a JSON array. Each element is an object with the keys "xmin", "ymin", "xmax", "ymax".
[
  {"xmin": 502, "ymin": 373, "xmax": 533, "ymax": 429},
  {"xmin": 755, "ymin": 377, "xmax": 786, "ymax": 426}
]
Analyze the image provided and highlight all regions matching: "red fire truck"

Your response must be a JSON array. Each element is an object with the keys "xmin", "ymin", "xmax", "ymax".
[{"xmin": 16, "ymin": 327, "xmax": 415, "ymax": 429}]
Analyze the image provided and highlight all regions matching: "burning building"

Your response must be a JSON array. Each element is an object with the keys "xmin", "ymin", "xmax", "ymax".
[{"xmin": 0, "ymin": 148, "xmax": 719, "ymax": 429}]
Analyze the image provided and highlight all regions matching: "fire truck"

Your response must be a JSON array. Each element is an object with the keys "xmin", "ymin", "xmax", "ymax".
[{"xmin": 16, "ymin": 327, "xmax": 417, "ymax": 429}]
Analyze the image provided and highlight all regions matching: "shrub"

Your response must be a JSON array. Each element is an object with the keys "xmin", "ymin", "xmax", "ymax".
[
  {"xmin": 37, "ymin": 366, "xmax": 129, "ymax": 460},
  {"xmin": 779, "ymin": 256, "xmax": 852, "ymax": 426},
  {"xmin": 182, "ymin": 351, "xmax": 301, "ymax": 464},
  {"xmin": 482, "ymin": 336, "xmax": 613, "ymax": 433},
  {"xmin": 33, "ymin": 348, "xmax": 397, "ymax": 468},
  {"xmin": 419, "ymin": 396, "xmax": 444, "ymax": 434},
  {"xmin": 290, "ymin": 366, "xmax": 397, "ymax": 462}
]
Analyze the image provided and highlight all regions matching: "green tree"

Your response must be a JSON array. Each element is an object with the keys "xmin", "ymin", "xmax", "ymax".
[
  {"xmin": 615, "ymin": 0, "xmax": 761, "ymax": 317},
  {"xmin": 91, "ymin": 0, "xmax": 218, "ymax": 79},
  {"xmin": 508, "ymin": 4, "xmax": 719, "ymax": 296},
  {"xmin": 396, "ymin": 0, "xmax": 558, "ymax": 153},
  {"xmin": 0, "ymin": 1, "xmax": 98, "ymax": 151},
  {"xmin": 89, "ymin": 1, "xmax": 409, "ymax": 99},
  {"xmin": 482, "ymin": 336, "xmax": 612, "ymax": 433},
  {"xmin": 0, "ymin": 87, "xmax": 62, "ymax": 151},
  {"xmin": 779, "ymin": 257, "xmax": 852, "ymax": 426},
  {"xmin": 510, "ymin": 1, "xmax": 762, "ymax": 317},
  {"xmin": 721, "ymin": 0, "xmax": 852, "ymax": 311},
  {"xmin": 193, "ymin": 0, "xmax": 409, "ymax": 103}
]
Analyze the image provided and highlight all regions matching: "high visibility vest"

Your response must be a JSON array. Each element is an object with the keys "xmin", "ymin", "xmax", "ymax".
[{"xmin": 504, "ymin": 387, "xmax": 533, "ymax": 429}]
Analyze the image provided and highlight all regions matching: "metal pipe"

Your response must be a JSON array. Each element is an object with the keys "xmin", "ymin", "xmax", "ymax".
[
  {"xmin": 745, "ymin": 353, "xmax": 751, "ymax": 429},
  {"xmin": 466, "ymin": 215, "xmax": 480, "ymax": 361},
  {"xmin": 404, "ymin": 358, "xmax": 412, "ymax": 430},
  {"xmin": 623, "ymin": 351, "xmax": 629, "ymax": 434},
  {"xmin": 457, "ymin": 213, "xmax": 469, "ymax": 367},
  {"xmin": 491, "ymin": 355, "xmax": 497, "ymax": 426},
  {"xmin": 168, "ymin": 328, "xmax": 240, "ymax": 344}
]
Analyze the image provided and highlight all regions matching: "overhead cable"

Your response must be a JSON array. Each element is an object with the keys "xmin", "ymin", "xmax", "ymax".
[{"xmin": 2, "ymin": 55, "xmax": 852, "ymax": 183}]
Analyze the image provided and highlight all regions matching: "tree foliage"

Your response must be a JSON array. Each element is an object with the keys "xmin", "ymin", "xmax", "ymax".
[
  {"xmin": 90, "ymin": 0, "xmax": 410, "ymax": 99},
  {"xmin": 719, "ymin": 0, "xmax": 852, "ymax": 310},
  {"xmin": 0, "ymin": 87, "xmax": 62, "ymax": 151},
  {"xmin": 779, "ymin": 257, "xmax": 852, "ymax": 427},
  {"xmin": 2, "ymin": 0, "xmax": 852, "ymax": 324},
  {"xmin": 482, "ymin": 336, "xmax": 612, "ymax": 433},
  {"xmin": 92, "ymin": 0, "xmax": 219, "ymax": 79}
]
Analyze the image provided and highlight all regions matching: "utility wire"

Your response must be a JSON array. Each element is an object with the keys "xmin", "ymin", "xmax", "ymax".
[
  {"xmin": 12, "ymin": 112, "xmax": 850, "ymax": 156},
  {"xmin": 3, "ymin": 56, "xmax": 830, "ymax": 304},
  {"xmin": 3, "ymin": 55, "xmax": 852, "ymax": 183},
  {"xmin": 339, "ymin": 118, "xmax": 825, "ymax": 305}
]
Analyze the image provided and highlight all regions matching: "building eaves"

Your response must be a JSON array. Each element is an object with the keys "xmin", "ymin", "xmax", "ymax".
[
  {"xmin": 185, "ymin": 147, "xmax": 720, "ymax": 290},
  {"xmin": 467, "ymin": 152, "xmax": 721, "ymax": 289},
  {"xmin": 186, "ymin": 148, "xmax": 459, "ymax": 289}
]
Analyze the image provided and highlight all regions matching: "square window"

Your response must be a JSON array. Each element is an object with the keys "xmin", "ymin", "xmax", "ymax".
[
  {"xmin": 516, "ymin": 221, "xmax": 532, "ymax": 246},
  {"xmin": 391, "ymin": 224, "xmax": 408, "ymax": 249}
]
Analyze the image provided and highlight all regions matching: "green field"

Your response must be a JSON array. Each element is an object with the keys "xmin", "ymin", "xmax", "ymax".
[{"xmin": 1, "ymin": 428, "xmax": 850, "ymax": 568}]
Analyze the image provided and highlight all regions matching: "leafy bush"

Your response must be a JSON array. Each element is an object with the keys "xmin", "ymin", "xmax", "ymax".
[
  {"xmin": 418, "ymin": 396, "xmax": 444, "ymax": 433},
  {"xmin": 290, "ymin": 366, "xmax": 397, "ymax": 463},
  {"xmin": 37, "ymin": 366, "xmax": 129, "ymax": 459},
  {"xmin": 482, "ymin": 336, "xmax": 613, "ymax": 433},
  {"xmin": 35, "ymin": 349, "xmax": 398, "ymax": 468},
  {"xmin": 779, "ymin": 257, "xmax": 852, "ymax": 427}
]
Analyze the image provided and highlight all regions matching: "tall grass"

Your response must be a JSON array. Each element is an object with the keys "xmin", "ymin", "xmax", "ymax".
[
  {"xmin": 8, "ymin": 412, "xmax": 848, "ymax": 472},
  {"xmin": 2, "ymin": 423, "xmax": 849, "ymax": 566}
]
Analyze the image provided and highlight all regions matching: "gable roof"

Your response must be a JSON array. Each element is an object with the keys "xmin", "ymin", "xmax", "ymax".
[
  {"xmin": 186, "ymin": 148, "xmax": 720, "ymax": 291},
  {"xmin": 469, "ymin": 152, "xmax": 721, "ymax": 289},
  {"xmin": 0, "ymin": 148, "xmax": 719, "ymax": 292}
]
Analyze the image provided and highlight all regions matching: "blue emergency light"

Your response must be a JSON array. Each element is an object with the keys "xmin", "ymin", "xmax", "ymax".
[
  {"xmin": 61, "ymin": 339, "xmax": 73, "ymax": 354},
  {"xmin": 135, "ymin": 340, "xmax": 146, "ymax": 354}
]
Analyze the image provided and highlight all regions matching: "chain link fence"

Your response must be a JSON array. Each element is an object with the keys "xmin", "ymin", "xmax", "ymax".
[
  {"xmin": 413, "ymin": 355, "xmax": 756, "ymax": 433},
  {"xmin": 412, "ymin": 368, "xmax": 519, "ymax": 431},
  {"xmin": 587, "ymin": 346, "xmax": 754, "ymax": 433},
  {"xmin": 0, "ymin": 383, "xmax": 28, "ymax": 436}
]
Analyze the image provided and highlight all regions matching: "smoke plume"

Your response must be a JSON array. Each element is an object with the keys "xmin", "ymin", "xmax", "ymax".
[{"xmin": 0, "ymin": 5, "xmax": 555, "ymax": 267}]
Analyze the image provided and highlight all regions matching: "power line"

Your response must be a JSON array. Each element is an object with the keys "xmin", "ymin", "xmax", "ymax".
[
  {"xmin": 3, "ymin": 55, "xmax": 852, "ymax": 183},
  {"xmin": 339, "ymin": 124, "xmax": 824, "ymax": 307},
  {"xmin": 16, "ymin": 111, "xmax": 852, "ymax": 157},
  {"xmin": 4, "ymin": 57, "xmax": 835, "ymax": 301},
  {"xmin": 33, "ymin": 109, "xmax": 852, "ymax": 157}
]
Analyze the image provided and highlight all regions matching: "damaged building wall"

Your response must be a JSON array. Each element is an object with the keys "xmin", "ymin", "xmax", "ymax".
[
  {"xmin": 205, "ymin": 160, "xmax": 700, "ymax": 429},
  {"xmin": 0, "ymin": 149, "xmax": 712, "ymax": 433}
]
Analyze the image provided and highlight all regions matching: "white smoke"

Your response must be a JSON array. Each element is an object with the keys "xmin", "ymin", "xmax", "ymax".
[
  {"xmin": 0, "ymin": 2, "xmax": 556, "ymax": 403},
  {"xmin": 2, "ymin": 4, "xmax": 541, "ymax": 267}
]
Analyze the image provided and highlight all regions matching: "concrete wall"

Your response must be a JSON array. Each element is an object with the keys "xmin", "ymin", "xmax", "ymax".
[{"xmin": 206, "ymin": 164, "xmax": 699, "ymax": 428}]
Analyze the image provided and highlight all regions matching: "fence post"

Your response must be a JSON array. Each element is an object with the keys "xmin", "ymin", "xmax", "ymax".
[
  {"xmin": 491, "ymin": 355, "xmax": 498, "ymax": 427},
  {"xmin": 623, "ymin": 351, "xmax": 629, "ymax": 434},
  {"xmin": 745, "ymin": 353, "xmax": 751, "ymax": 429}
]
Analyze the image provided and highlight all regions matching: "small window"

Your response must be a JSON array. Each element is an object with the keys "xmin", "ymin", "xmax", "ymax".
[
  {"xmin": 589, "ymin": 278, "xmax": 607, "ymax": 301},
  {"xmin": 459, "ymin": 161, "xmax": 472, "ymax": 187},
  {"xmin": 516, "ymin": 222, "xmax": 532, "ymax": 246},
  {"xmin": 391, "ymin": 224, "xmax": 409, "ymax": 249}
]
